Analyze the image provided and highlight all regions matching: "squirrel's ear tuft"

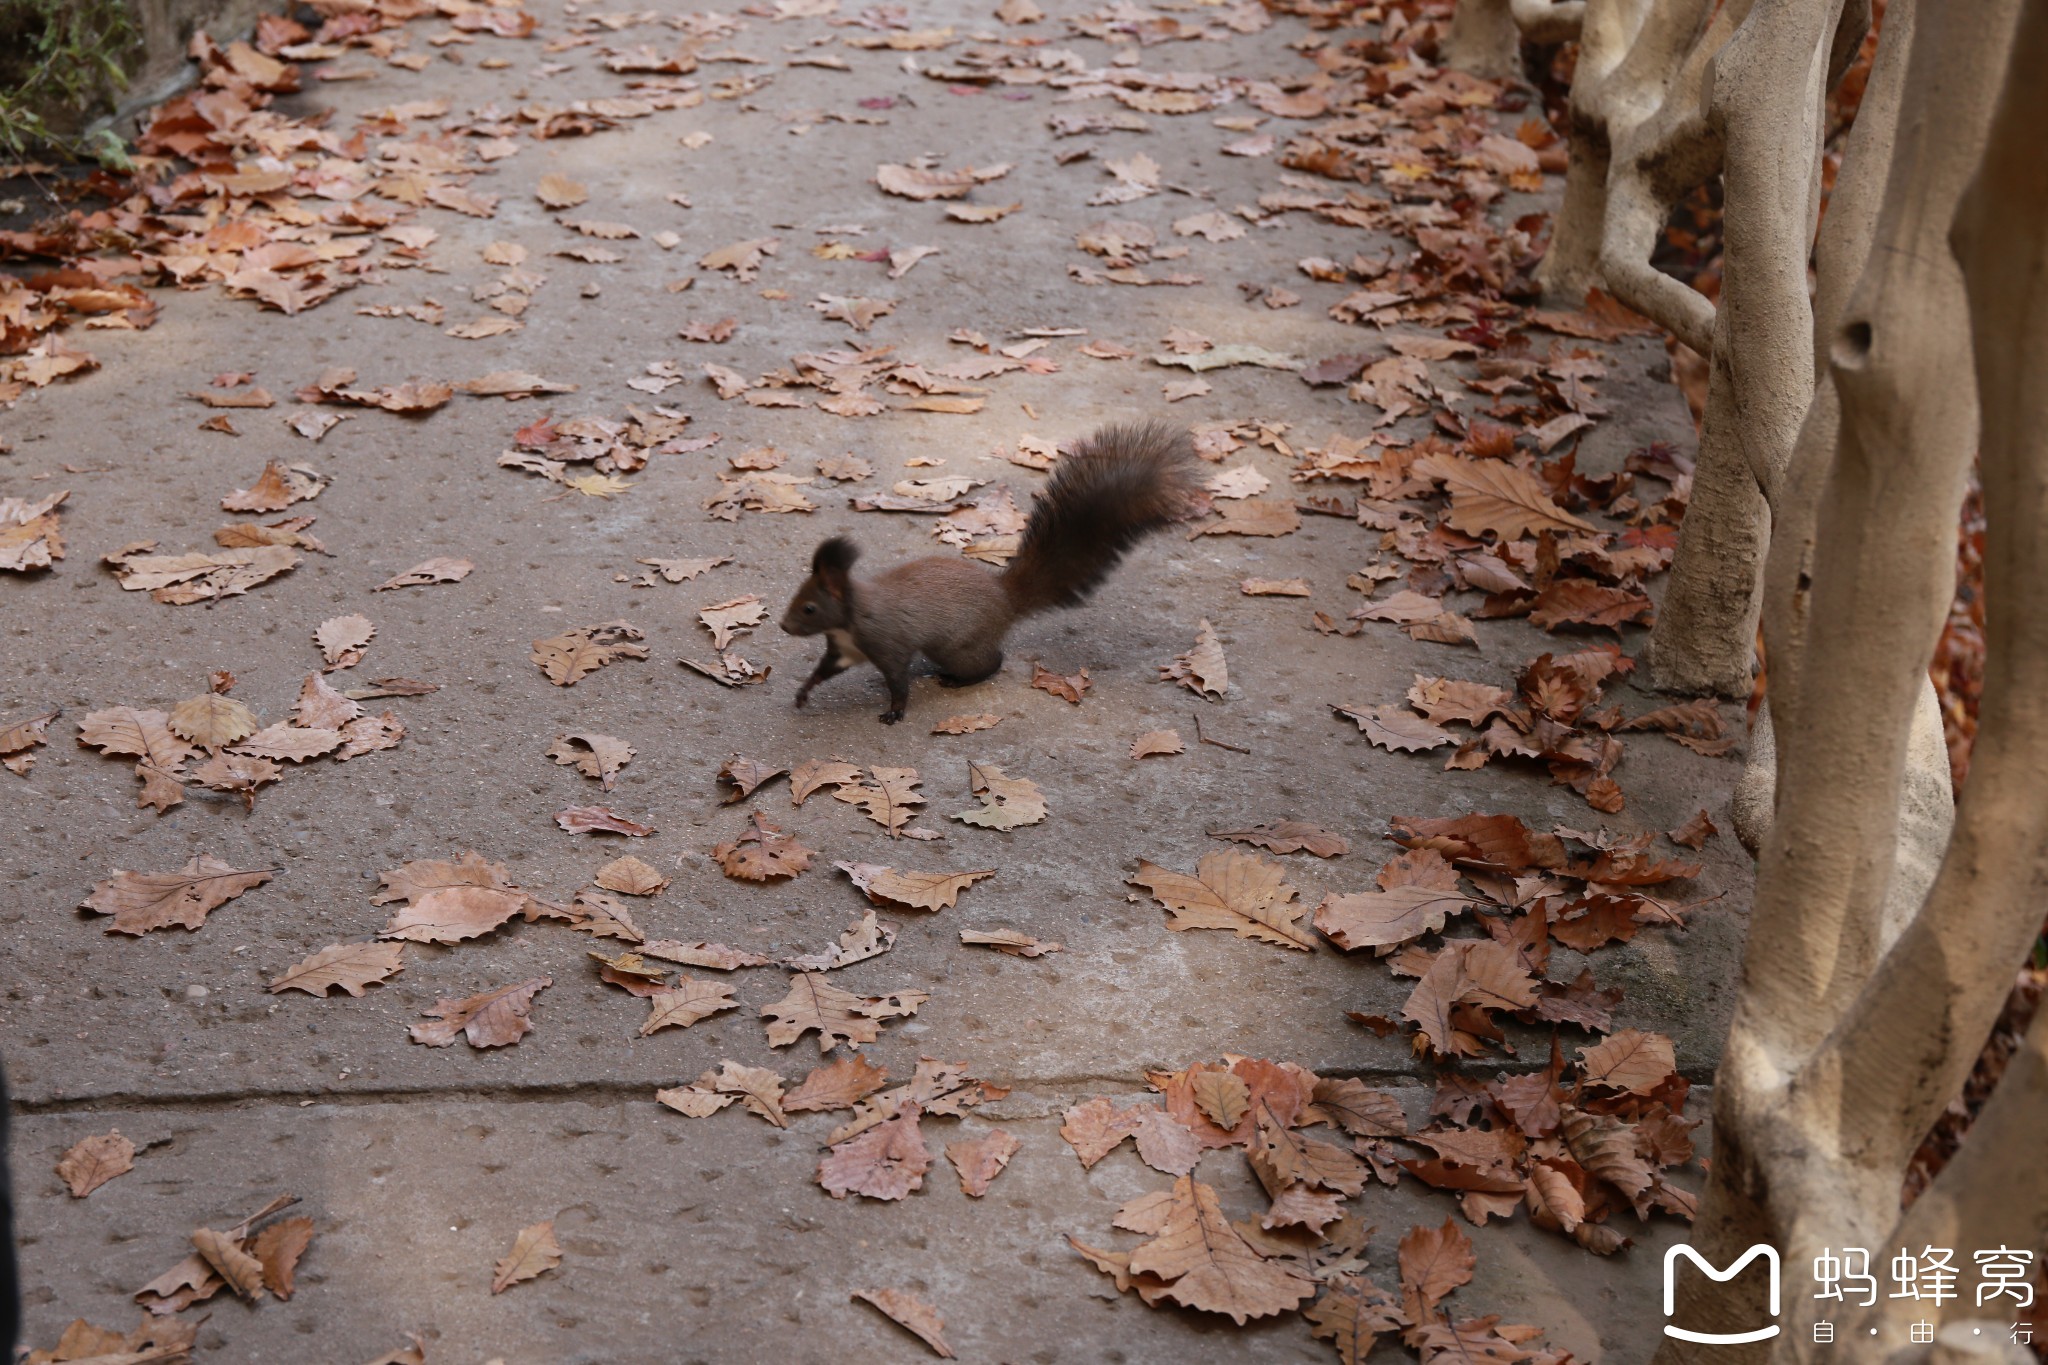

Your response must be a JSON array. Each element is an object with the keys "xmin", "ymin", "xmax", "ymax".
[{"xmin": 813, "ymin": 536, "xmax": 859, "ymax": 575}]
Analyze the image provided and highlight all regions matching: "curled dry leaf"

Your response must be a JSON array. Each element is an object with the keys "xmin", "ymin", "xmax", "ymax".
[
  {"xmin": 1030, "ymin": 662, "xmax": 1090, "ymax": 704},
  {"xmin": 639, "ymin": 976, "xmax": 741, "ymax": 1034},
  {"xmin": 855, "ymin": 1286, "xmax": 956, "ymax": 1358},
  {"xmin": 192, "ymin": 1226, "xmax": 267, "ymax": 1302},
  {"xmin": 1161, "ymin": 619, "xmax": 1227, "ymax": 698},
  {"xmin": 556, "ymin": 804, "xmax": 657, "ymax": 837},
  {"xmin": 105, "ymin": 542, "xmax": 300, "ymax": 604},
  {"xmin": 56, "ymin": 1131, "xmax": 136, "ymax": 1197},
  {"xmin": 959, "ymin": 928, "xmax": 1062, "ymax": 957},
  {"xmin": 717, "ymin": 754, "xmax": 786, "ymax": 803},
  {"xmin": 761, "ymin": 973, "xmax": 926, "ymax": 1052},
  {"xmin": 83, "ymin": 857, "xmax": 274, "ymax": 935},
  {"xmin": 373, "ymin": 557, "xmax": 473, "ymax": 590},
  {"xmin": 594, "ymin": 855, "xmax": 668, "ymax": 896},
  {"xmin": 491, "ymin": 1221, "xmax": 561, "ymax": 1294},
  {"xmin": 410, "ymin": 977, "xmax": 552, "ymax": 1049},
  {"xmin": 269, "ymin": 941, "xmax": 405, "ymax": 996},
  {"xmin": 314, "ymin": 613, "xmax": 375, "ymax": 669},
  {"xmin": 380, "ymin": 885, "xmax": 525, "ymax": 944},
  {"xmin": 712, "ymin": 809, "xmax": 814, "ymax": 880},
  {"xmin": 931, "ymin": 713, "xmax": 1000, "ymax": 735},
  {"xmin": 1209, "ymin": 820, "xmax": 1349, "ymax": 858},
  {"xmin": 834, "ymin": 861, "xmax": 994, "ymax": 911},
  {"xmin": 819, "ymin": 1106, "xmax": 931, "ymax": 1200},
  {"xmin": 0, "ymin": 490, "xmax": 66, "ymax": 572},
  {"xmin": 953, "ymin": 762, "xmax": 1045, "ymax": 830},
  {"xmin": 547, "ymin": 731, "xmax": 635, "ymax": 790},
  {"xmin": 0, "ymin": 707, "xmax": 56, "ymax": 775},
  {"xmin": 531, "ymin": 621, "xmax": 649, "ymax": 685},
  {"xmin": 1129, "ymin": 851, "xmax": 1315, "ymax": 950},
  {"xmin": 785, "ymin": 911, "xmax": 897, "ymax": 972},
  {"xmin": 1131, "ymin": 729, "xmax": 1184, "ymax": 758}
]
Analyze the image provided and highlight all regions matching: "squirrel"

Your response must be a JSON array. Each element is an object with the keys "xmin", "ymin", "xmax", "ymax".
[{"xmin": 779, "ymin": 419, "xmax": 1200, "ymax": 723}]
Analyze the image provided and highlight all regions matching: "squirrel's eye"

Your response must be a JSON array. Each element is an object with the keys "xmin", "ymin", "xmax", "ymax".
[{"xmin": 803, "ymin": 602, "xmax": 818, "ymax": 615}]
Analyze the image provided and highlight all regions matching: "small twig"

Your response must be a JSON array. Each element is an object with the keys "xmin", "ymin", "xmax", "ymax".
[{"xmin": 1191, "ymin": 710, "xmax": 1249, "ymax": 754}]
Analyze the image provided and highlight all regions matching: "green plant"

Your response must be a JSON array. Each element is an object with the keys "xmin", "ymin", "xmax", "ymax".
[{"xmin": 0, "ymin": 0, "xmax": 142, "ymax": 165}]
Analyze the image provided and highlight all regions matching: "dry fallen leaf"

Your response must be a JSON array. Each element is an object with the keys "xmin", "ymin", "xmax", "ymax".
[
  {"xmin": 1334, "ymin": 703, "xmax": 1456, "ymax": 753},
  {"xmin": 1130, "ymin": 729, "xmax": 1185, "ymax": 759},
  {"xmin": 819, "ymin": 1105, "xmax": 932, "ymax": 1199},
  {"xmin": 222, "ymin": 459, "xmax": 325, "ymax": 513},
  {"xmin": 931, "ymin": 713, "xmax": 999, "ymax": 735},
  {"xmin": 314, "ymin": 613, "xmax": 375, "ymax": 670},
  {"xmin": 556, "ymin": 805, "xmax": 657, "ymax": 837},
  {"xmin": 82, "ymin": 857, "xmax": 274, "ymax": 935},
  {"xmin": 946, "ymin": 1129, "xmax": 1021, "ymax": 1197},
  {"xmin": 531, "ymin": 621, "xmax": 649, "ymax": 685},
  {"xmin": 381, "ymin": 885, "xmax": 526, "ymax": 943},
  {"xmin": 713, "ymin": 810, "xmax": 815, "ymax": 880},
  {"xmin": 953, "ymin": 762, "xmax": 1046, "ymax": 830},
  {"xmin": 1129, "ymin": 850, "xmax": 1315, "ymax": 950},
  {"xmin": 1577, "ymin": 1028, "xmax": 1678, "ymax": 1094},
  {"xmin": 253, "ymin": 1216, "xmax": 314, "ymax": 1299},
  {"xmin": 784, "ymin": 1053, "xmax": 892, "ymax": 1113},
  {"xmin": 855, "ymin": 1286, "xmax": 956, "ymax": 1358},
  {"xmin": 192, "ymin": 1226, "xmax": 267, "ymax": 1302},
  {"xmin": 717, "ymin": 754, "xmax": 787, "ymax": 803},
  {"xmin": 1669, "ymin": 808, "xmax": 1719, "ymax": 849},
  {"xmin": 56, "ymin": 1131, "xmax": 136, "ymax": 1197},
  {"xmin": 699, "ymin": 595, "xmax": 767, "ymax": 649},
  {"xmin": 491, "ymin": 1220, "xmax": 562, "ymax": 1293},
  {"xmin": 1209, "ymin": 821, "xmax": 1349, "ymax": 858},
  {"xmin": 547, "ymin": 732, "xmax": 635, "ymax": 790},
  {"xmin": 536, "ymin": 174, "xmax": 588, "ymax": 208},
  {"xmin": 1418, "ymin": 453, "xmax": 1597, "ymax": 540},
  {"xmin": 835, "ymin": 861, "xmax": 994, "ymax": 911},
  {"xmin": 1125, "ymin": 1175, "xmax": 1316, "ymax": 1323},
  {"xmin": 1161, "ymin": 619, "xmax": 1228, "ymax": 698},
  {"xmin": 373, "ymin": 557, "xmax": 473, "ymax": 590},
  {"xmin": 594, "ymin": 855, "xmax": 668, "ymax": 896},
  {"xmin": 761, "ymin": 973, "xmax": 926, "ymax": 1052},
  {"xmin": 269, "ymin": 941, "xmax": 406, "ymax": 996},
  {"xmin": 834, "ymin": 766, "xmax": 928, "ymax": 834},
  {"xmin": 640, "ymin": 976, "xmax": 742, "ymax": 1034},
  {"xmin": 410, "ymin": 978, "xmax": 553, "ymax": 1049},
  {"xmin": 959, "ymin": 928, "xmax": 1062, "ymax": 957},
  {"xmin": 168, "ymin": 692, "xmax": 258, "ymax": 749},
  {"xmin": 1030, "ymin": 662, "xmax": 1091, "ymax": 704},
  {"xmin": 1315, "ymin": 884, "xmax": 1474, "ymax": 951}
]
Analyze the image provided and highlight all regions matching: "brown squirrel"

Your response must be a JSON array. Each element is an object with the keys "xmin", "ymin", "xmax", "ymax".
[{"xmin": 779, "ymin": 420, "xmax": 1200, "ymax": 723}]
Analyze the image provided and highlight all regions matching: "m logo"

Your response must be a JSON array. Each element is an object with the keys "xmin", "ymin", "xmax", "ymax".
[{"xmin": 1663, "ymin": 1243, "xmax": 1782, "ymax": 1344}]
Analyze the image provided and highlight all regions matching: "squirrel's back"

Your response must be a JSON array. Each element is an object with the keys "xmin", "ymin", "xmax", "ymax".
[{"xmin": 1000, "ymin": 420, "xmax": 1199, "ymax": 617}]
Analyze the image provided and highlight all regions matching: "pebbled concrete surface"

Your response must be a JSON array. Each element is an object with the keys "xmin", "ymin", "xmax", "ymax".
[{"xmin": 3, "ymin": 0, "xmax": 1737, "ymax": 1359}]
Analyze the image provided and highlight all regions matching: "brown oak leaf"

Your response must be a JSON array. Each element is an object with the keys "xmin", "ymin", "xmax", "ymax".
[
  {"xmin": 82, "ymin": 857, "xmax": 274, "ymax": 935},
  {"xmin": 409, "ymin": 978, "xmax": 552, "ymax": 1048},
  {"xmin": 1129, "ymin": 851, "xmax": 1315, "ymax": 950}
]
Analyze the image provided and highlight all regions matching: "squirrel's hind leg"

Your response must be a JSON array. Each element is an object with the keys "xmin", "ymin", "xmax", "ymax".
[{"xmin": 931, "ymin": 644, "xmax": 1003, "ymax": 688}]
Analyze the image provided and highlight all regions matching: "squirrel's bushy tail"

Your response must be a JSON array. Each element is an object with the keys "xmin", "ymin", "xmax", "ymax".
[{"xmin": 1000, "ymin": 419, "xmax": 1199, "ymax": 617}]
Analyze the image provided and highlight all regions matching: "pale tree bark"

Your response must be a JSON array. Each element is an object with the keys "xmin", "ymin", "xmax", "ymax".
[
  {"xmin": 1653, "ymin": 1, "xmax": 2043, "ymax": 1359},
  {"xmin": 1443, "ymin": 0, "xmax": 1586, "ymax": 81}
]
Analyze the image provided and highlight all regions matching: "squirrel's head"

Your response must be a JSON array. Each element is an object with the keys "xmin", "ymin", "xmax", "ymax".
[{"xmin": 781, "ymin": 536, "xmax": 857, "ymax": 637}]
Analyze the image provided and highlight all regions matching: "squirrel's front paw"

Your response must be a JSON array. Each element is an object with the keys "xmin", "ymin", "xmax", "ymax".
[
  {"xmin": 793, "ymin": 690, "xmax": 811, "ymax": 709},
  {"xmin": 877, "ymin": 709, "xmax": 903, "ymax": 725}
]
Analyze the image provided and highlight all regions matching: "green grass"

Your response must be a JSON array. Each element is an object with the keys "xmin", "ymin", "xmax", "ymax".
[{"xmin": 0, "ymin": 0, "xmax": 142, "ymax": 166}]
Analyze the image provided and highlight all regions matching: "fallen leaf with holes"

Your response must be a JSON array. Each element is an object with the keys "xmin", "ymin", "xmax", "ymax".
[
  {"xmin": 640, "ymin": 976, "xmax": 741, "ymax": 1035},
  {"xmin": 699, "ymin": 596, "xmax": 767, "ymax": 650},
  {"xmin": 1209, "ymin": 821, "xmax": 1349, "ymax": 858},
  {"xmin": 491, "ymin": 1221, "xmax": 561, "ymax": 1294},
  {"xmin": 315, "ymin": 614, "xmax": 375, "ymax": 670},
  {"xmin": 531, "ymin": 621, "xmax": 649, "ymax": 685},
  {"xmin": 82, "ymin": 857, "xmax": 274, "ymax": 935},
  {"xmin": 1131, "ymin": 729, "xmax": 1184, "ymax": 759},
  {"xmin": 269, "ymin": 941, "xmax": 406, "ymax": 996},
  {"xmin": 410, "ymin": 978, "xmax": 552, "ymax": 1049},
  {"xmin": 1130, "ymin": 851, "xmax": 1314, "ymax": 950},
  {"xmin": 56, "ymin": 1131, "xmax": 136, "ymax": 1197},
  {"xmin": 222, "ymin": 460, "xmax": 325, "ymax": 513},
  {"xmin": 1161, "ymin": 620, "xmax": 1227, "ymax": 698},
  {"xmin": 856, "ymin": 1286, "xmax": 956, "ymax": 1358},
  {"xmin": 820, "ymin": 1106, "xmax": 932, "ymax": 1200},
  {"xmin": 1334, "ymin": 703, "xmax": 1455, "ymax": 753},
  {"xmin": 959, "ymin": 928, "xmax": 1063, "ymax": 957},
  {"xmin": 931, "ymin": 713, "xmax": 999, "ymax": 735},
  {"xmin": 946, "ymin": 1130, "xmax": 1021, "ymax": 1198},
  {"xmin": 547, "ymin": 732, "xmax": 635, "ymax": 790},
  {"xmin": 761, "ymin": 973, "xmax": 926, "ymax": 1051},
  {"xmin": 954, "ymin": 762, "xmax": 1046, "ymax": 830},
  {"xmin": 784, "ymin": 1053, "xmax": 892, "ymax": 1113},
  {"xmin": 595, "ymin": 855, "xmax": 668, "ymax": 896},
  {"xmin": 1578, "ymin": 1029, "xmax": 1677, "ymax": 1094},
  {"xmin": 713, "ymin": 810, "xmax": 815, "ymax": 880},
  {"xmin": 374, "ymin": 557, "xmax": 472, "ymax": 591},
  {"xmin": 834, "ymin": 766, "xmax": 927, "ymax": 834},
  {"xmin": 556, "ymin": 805, "xmax": 656, "ymax": 837},
  {"xmin": 168, "ymin": 693, "xmax": 258, "ymax": 749},
  {"xmin": 1126, "ymin": 1176, "xmax": 1316, "ymax": 1323},
  {"xmin": 1417, "ymin": 454, "xmax": 1596, "ymax": 539},
  {"xmin": 380, "ymin": 885, "xmax": 525, "ymax": 944},
  {"xmin": 1031, "ymin": 663, "xmax": 1090, "ymax": 704},
  {"xmin": 104, "ymin": 543, "xmax": 300, "ymax": 604},
  {"xmin": 835, "ymin": 862, "xmax": 994, "ymax": 911}
]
